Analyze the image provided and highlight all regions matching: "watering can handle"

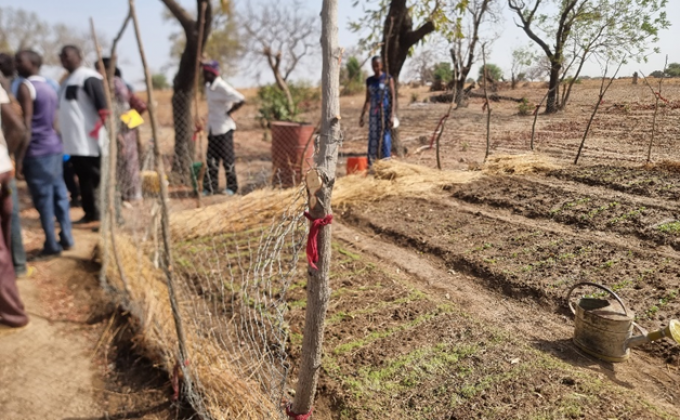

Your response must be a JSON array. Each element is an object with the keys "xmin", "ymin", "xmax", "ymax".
[{"xmin": 566, "ymin": 282, "xmax": 630, "ymax": 317}]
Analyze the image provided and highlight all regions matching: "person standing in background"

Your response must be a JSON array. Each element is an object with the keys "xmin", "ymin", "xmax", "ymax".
[
  {"xmin": 99, "ymin": 58, "xmax": 142, "ymax": 203},
  {"xmin": 0, "ymin": 53, "xmax": 30, "ymax": 278},
  {"xmin": 58, "ymin": 45, "xmax": 108, "ymax": 224},
  {"xmin": 0, "ymin": 82, "xmax": 29, "ymax": 332},
  {"xmin": 201, "ymin": 60, "xmax": 244, "ymax": 196},
  {"xmin": 15, "ymin": 50, "xmax": 73, "ymax": 260},
  {"xmin": 359, "ymin": 56, "xmax": 395, "ymax": 167}
]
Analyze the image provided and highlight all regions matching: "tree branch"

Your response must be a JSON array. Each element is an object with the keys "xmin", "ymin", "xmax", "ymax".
[
  {"xmin": 404, "ymin": 20, "xmax": 435, "ymax": 48},
  {"xmin": 160, "ymin": 0, "xmax": 194, "ymax": 32}
]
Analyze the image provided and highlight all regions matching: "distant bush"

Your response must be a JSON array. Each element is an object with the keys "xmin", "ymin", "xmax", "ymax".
[
  {"xmin": 478, "ymin": 64, "xmax": 503, "ymax": 83},
  {"xmin": 665, "ymin": 63, "xmax": 680, "ymax": 78},
  {"xmin": 340, "ymin": 56, "xmax": 366, "ymax": 96},
  {"xmin": 152, "ymin": 73, "xmax": 169, "ymax": 90}
]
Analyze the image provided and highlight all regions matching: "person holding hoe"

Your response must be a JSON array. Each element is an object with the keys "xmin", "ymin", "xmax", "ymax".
[
  {"xmin": 200, "ymin": 60, "xmax": 244, "ymax": 196},
  {"xmin": 359, "ymin": 55, "xmax": 395, "ymax": 167}
]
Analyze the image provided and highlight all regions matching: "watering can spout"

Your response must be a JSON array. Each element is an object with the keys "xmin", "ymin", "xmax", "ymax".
[{"xmin": 626, "ymin": 319, "xmax": 680, "ymax": 349}]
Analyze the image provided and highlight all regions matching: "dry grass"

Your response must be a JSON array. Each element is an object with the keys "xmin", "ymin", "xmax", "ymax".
[
  {"xmin": 333, "ymin": 160, "xmax": 481, "ymax": 209},
  {"xmin": 105, "ymin": 235, "xmax": 279, "ymax": 419},
  {"xmin": 171, "ymin": 160, "xmax": 481, "ymax": 240},
  {"xmin": 482, "ymin": 153, "xmax": 561, "ymax": 175}
]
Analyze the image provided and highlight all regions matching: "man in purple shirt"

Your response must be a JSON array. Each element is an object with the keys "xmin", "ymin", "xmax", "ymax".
[{"xmin": 15, "ymin": 50, "xmax": 73, "ymax": 260}]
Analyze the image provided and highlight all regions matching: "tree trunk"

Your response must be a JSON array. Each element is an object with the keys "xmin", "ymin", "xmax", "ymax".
[
  {"xmin": 166, "ymin": 0, "xmax": 212, "ymax": 180},
  {"xmin": 545, "ymin": 60, "xmax": 561, "ymax": 114},
  {"xmin": 381, "ymin": 0, "xmax": 436, "ymax": 158},
  {"xmin": 291, "ymin": 0, "xmax": 341, "ymax": 416}
]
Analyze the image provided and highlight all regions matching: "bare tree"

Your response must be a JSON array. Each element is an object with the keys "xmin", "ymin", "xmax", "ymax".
[
  {"xmin": 0, "ymin": 6, "xmax": 107, "ymax": 66},
  {"xmin": 242, "ymin": 0, "xmax": 320, "ymax": 115},
  {"xmin": 510, "ymin": 46, "xmax": 532, "ymax": 89},
  {"xmin": 449, "ymin": 0, "xmax": 498, "ymax": 104},
  {"xmin": 160, "ymin": 0, "xmax": 213, "ymax": 179}
]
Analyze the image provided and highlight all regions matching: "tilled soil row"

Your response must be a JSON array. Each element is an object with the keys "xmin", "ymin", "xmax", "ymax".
[
  {"xmin": 548, "ymin": 165, "xmax": 680, "ymax": 201},
  {"xmin": 343, "ymin": 197, "xmax": 680, "ymax": 366},
  {"xmin": 449, "ymin": 176, "xmax": 680, "ymax": 251}
]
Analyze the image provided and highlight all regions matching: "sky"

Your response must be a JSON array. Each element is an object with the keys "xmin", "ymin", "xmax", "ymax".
[{"xmin": 1, "ymin": 0, "xmax": 678, "ymax": 89}]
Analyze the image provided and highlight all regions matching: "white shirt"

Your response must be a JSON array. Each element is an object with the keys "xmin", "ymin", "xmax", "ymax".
[
  {"xmin": 58, "ymin": 67, "xmax": 108, "ymax": 157},
  {"xmin": 0, "ymin": 85, "xmax": 13, "ymax": 174},
  {"xmin": 205, "ymin": 77, "xmax": 244, "ymax": 136}
]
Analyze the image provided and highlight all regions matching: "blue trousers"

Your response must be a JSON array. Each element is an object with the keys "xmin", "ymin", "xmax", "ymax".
[
  {"xmin": 23, "ymin": 153, "xmax": 74, "ymax": 254},
  {"xmin": 9, "ymin": 178, "xmax": 26, "ymax": 275}
]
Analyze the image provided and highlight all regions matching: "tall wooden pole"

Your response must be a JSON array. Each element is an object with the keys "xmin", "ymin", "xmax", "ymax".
[
  {"xmin": 129, "ymin": 0, "xmax": 202, "ymax": 415},
  {"xmin": 193, "ymin": 2, "xmax": 208, "ymax": 206},
  {"xmin": 291, "ymin": 0, "xmax": 340, "ymax": 417}
]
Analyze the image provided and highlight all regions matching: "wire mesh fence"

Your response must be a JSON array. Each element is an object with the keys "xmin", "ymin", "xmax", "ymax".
[{"xmin": 97, "ymin": 85, "xmax": 325, "ymax": 419}]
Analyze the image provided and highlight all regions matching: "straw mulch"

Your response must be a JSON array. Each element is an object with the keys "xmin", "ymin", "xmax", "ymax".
[
  {"xmin": 171, "ymin": 160, "xmax": 481, "ymax": 240},
  {"xmin": 105, "ymin": 235, "xmax": 279, "ymax": 419},
  {"xmin": 482, "ymin": 153, "xmax": 560, "ymax": 175}
]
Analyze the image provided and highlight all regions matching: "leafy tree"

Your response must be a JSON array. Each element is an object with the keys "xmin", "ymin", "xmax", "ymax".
[
  {"xmin": 508, "ymin": 0, "xmax": 669, "ymax": 113},
  {"xmin": 649, "ymin": 70, "xmax": 665, "ymax": 78},
  {"xmin": 665, "ymin": 63, "xmax": 680, "ymax": 78},
  {"xmin": 340, "ymin": 56, "xmax": 366, "ymax": 95},
  {"xmin": 478, "ymin": 63, "xmax": 502, "ymax": 82},
  {"xmin": 350, "ymin": 0, "xmax": 467, "ymax": 156},
  {"xmin": 152, "ymin": 73, "xmax": 170, "ymax": 90}
]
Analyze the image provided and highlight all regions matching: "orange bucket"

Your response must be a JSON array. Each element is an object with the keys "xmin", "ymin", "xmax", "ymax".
[{"xmin": 347, "ymin": 157, "xmax": 368, "ymax": 175}]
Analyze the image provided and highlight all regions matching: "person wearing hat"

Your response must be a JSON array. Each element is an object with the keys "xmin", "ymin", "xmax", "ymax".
[{"xmin": 200, "ymin": 60, "xmax": 244, "ymax": 196}]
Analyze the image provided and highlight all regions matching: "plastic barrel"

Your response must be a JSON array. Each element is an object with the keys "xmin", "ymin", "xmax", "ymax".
[
  {"xmin": 347, "ymin": 156, "xmax": 368, "ymax": 175},
  {"xmin": 271, "ymin": 122, "xmax": 315, "ymax": 188}
]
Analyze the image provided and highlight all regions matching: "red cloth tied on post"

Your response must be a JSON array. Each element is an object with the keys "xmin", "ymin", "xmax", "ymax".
[
  {"xmin": 286, "ymin": 403, "xmax": 313, "ymax": 420},
  {"xmin": 304, "ymin": 211, "xmax": 333, "ymax": 270},
  {"xmin": 89, "ymin": 109, "xmax": 110, "ymax": 139}
]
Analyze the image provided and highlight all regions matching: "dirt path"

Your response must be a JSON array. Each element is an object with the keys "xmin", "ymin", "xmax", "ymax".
[
  {"xmin": 0, "ymin": 194, "xmax": 185, "ymax": 420},
  {"xmin": 0, "ymin": 228, "xmax": 102, "ymax": 420}
]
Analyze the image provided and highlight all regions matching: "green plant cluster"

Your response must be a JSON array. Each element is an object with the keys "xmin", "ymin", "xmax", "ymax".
[
  {"xmin": 257, "ymin": 82, "xmax": 320, "ymax": 125},
  {"xmin": 518, "ymin": 98, "xmax": 534, "ymax": 116}
]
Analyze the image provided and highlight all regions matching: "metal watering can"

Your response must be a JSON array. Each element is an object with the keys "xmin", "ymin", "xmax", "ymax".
[{"xmin": 567, "ymin": 282, "xmax": 680, "ymax": 363}]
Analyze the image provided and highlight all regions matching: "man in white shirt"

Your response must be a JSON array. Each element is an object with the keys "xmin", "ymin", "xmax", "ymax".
[
  {"xmin": 0, "ymin": 84, "xmax": 30, "ymax": 332},
  {"xmin": 58, "ymin": 45, "xmax": 109, "ymax": 224},
  {"xmin": 201, "ymin": 60, "xmax": 244, "ymax": 196}
]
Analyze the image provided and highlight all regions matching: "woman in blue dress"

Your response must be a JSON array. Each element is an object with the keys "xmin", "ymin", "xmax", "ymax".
[{"xmin": 360, "ymin": 56, "xmax": 395, "ymax": 166}]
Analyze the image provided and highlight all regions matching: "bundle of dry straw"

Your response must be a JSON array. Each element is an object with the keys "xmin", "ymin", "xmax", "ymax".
[
  {"xmin": 171, "ymin": 160, "xmax": 481, "ymax": 240},
  {"xmin": 482, "ymin": 153, "xmax": 560, "ymax": 175}
]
